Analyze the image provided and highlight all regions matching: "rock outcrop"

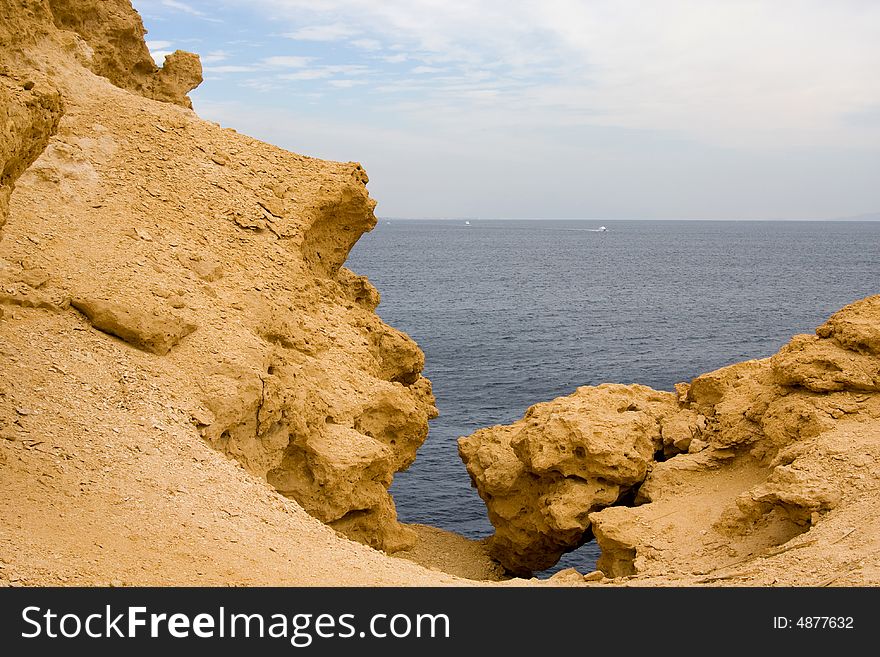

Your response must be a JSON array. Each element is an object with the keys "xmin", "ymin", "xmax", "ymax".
[
  {"xmin": 461, "ymin": 296, "xmax": 880, "ymax": 578},
  {"xmin": 0, "ymin": 71, "xmax": 62, "ymax": 232},
  {"xmin": 0, "ymin": 0, "xmax": 200, "ymax": 108},
  {"xmin": 46, "ymin": 0, "xmax": 202, "ymax": 107},
  {"xmin": 1, "ymin": 0, "xmax": 434, "ymax": 555},
  {"xmin": 459, "ymin": 384, "xmax": 696, "ymax": 574}
]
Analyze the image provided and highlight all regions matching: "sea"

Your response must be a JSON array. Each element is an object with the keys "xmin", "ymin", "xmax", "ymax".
[{"xmin": 345, "ymin": 219, "xmax": 879, "ymax": 576}]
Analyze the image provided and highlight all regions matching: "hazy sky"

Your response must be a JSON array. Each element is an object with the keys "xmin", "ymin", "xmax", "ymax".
[{"xmin": 133, "ymin": 0, "xmax": 880, "ymax": 219}]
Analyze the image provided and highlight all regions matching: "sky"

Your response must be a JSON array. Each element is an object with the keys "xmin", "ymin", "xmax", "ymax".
[{"xmin": 132, "ymin": 0, "xmax": 880, "ymax": 220}]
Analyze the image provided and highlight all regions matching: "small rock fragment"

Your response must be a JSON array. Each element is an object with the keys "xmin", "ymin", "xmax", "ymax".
[
  {"xmin": 71, "ymin": 297, "xmax": 197, "ymax": 355},
  {"xmin": 688, "ymin": 438, "xmax": 708, "ymax": 453},
  {"xmin": 177, "ymin": 253, "xmax": 223, "ymax": 281},
  {"xmin": 258, "ymin": 197, "xmax": 284, "ymax": 218},
  {"xmin": 548, "ymin": 568, "xmax": 584, "ymax": 584}
]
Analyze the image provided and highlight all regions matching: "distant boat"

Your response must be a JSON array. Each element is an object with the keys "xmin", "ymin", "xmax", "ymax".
[
  {"xmin": 599, "ymin": 226, "xmax": 607, "ymax": 232},
  {"xmin": 464, "ymin": 220, "xmax": 471, "ymax": 225}
]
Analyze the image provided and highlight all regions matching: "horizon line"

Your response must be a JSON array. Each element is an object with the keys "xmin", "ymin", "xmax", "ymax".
[{"xmin": 376, "ymin": 216, "xmax": 880, "ymax": 222}]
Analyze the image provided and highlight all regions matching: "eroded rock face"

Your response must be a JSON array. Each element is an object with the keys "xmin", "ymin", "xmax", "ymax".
[
  {"xmin": 1, "ymin": 0, "xmax": 435, "ymax": 553},
  {"xmin": 462, "ymin": 296, "xmax": 880, "ymax": 577},
  {"xmin": 0, "ymin": 72, "xmax": 63, "ymax": 231},
  {"xmin": 47, "ymin": 0, "xmax": 202, "ymax": 107},
  {"xmin": 459, "ymin": 384, "xmax": 699, "ymax": 574}
]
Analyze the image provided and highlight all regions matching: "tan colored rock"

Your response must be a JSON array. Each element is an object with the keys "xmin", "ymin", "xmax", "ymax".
[
  {"xmin": 46, "ymin": 0, "xmax": 202, "ymax": 108},
  {"xmin": 1, "ymin": 0, "xmax": 436, "ymax": 556},
  {"xmin": 71, "ymin": 297, "xmax": 197, "ymax": 354},
  {"xmin": 329, "ymin": 495, "xmax": 416, "ymax": 553},
  {"xmin": 147, "ymin": 50, "xmax": 202, "ymax": 109},
  {"xmin": 548, "ymin": 567, "xmax": 584, "ymax": 584},
  {"xmin": 258, "ymin": 196, "xmax": 285, "ymax": 218},
  {"xmin": 817, "ymin": 295, "xmax": 880, "ymax": 354},
  {"xmin": 463, "ymin": 295, "xmax": 880, "ymax": 583},
  {"xmin": 589, "ymin": 507, "xmax": 643, "ymax": 578},
  {"xmin": 0, "ymin": 72, "xmax": 63, "ymax": 231},
  {"xmin": 0, "ymin": 0, "xmax": 436, "ymax": 558},
  {"xmin": 510, "ymin": 385, "xmax": 680, "ymax": 484},
  {"xmin": 688, "ymin": 359, "xmax": 779, "ymax": 448},
  {"xmin": 0, "ymin": 289, "xmax": 61, "ymax": 311},
  {"xmin": 177, "ymin": 253, "xmax": 223, "ymax": 282},
  {"xmin": 337, "ymin": 268, "xmax": 380, "ymax": 310},
  {"xmin": 459, "ymin": 384, "xmax": 696, "ymax": 574},
  {"xmin": 268, "ymin": 424, "xmax": 394, "ymax": 526},
  {"xmin": 733, "ymin": 464, "xmax": 843, "ymax": 528},
  {"xmin": 771, "ymin": 333, "xmax": 880, "ymax": 392}
]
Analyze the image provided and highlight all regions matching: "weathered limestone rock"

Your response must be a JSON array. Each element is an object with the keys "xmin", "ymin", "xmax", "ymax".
[
  {"xmin": 817, "ymin": 295, "xmax": 880, "ymax": 354},
  {"xmin": 1, "ymin": 0, "xmax": 437, "ymax": 555},
  {"xmin": 71, "ymin": 297, "xmax": 197, "ymax": 354},
  {"xmin": 462, "ymin": 295, "xmax": 880, "ymax": 578},
  {"xmin": 46, "ymin": 0, "xmax": 202, "ymax": 107},
  {"xmin": 771, "ymin": 334, "xmax": 880, "ymax": 392},
  {"xmin": 733, "ymin": 464, "xmax": 843, "ymax": 528},
  {"xmin": 0, "ymin": 72, "xmax": 63, "ymax": 231},
  {"xmin": 146, "ymin": 50, "xmax": 202, "ymax": 108},
  {"xmin": 459, "ymin": 384, "xmax": 698, "ymax": 574}
]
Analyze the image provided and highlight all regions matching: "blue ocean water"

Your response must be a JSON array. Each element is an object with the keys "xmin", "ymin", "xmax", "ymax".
[{"xmin": 345, "ymin": 219, "xmax": 879, "ymax": 576}]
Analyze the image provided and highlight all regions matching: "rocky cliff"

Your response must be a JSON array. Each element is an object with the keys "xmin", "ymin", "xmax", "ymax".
[
  {"xmin": 461, "ymin": 297, "xmax": 880, "ymax": 582},
  {"xmin": 2, "ymin": 0, "xmax": 877, "ymax": 588},
  {"xmin": 0, "ymin": 0, "xmax": 436, "ymax": 578}
]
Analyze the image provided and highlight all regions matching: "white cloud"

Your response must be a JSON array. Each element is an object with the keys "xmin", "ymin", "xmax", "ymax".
[
  {"xmin": 245, "ymin": 0, "xmax": 880, "ymax": 149},
  {"xmin": 278, "ymin": 69, "xmax": 332, "ymax": 81},
  {"xmin": 327, "ymin": 79, "xmax": 366, "ymax": 88},
  {"xmin": 351, "ymin": 38, "xmax": 382, "ymax": 51},
  {"xmin": 185, "ymin": 1, "xmax": 880, "ymax": 218},
  {"xmin": 278, "ymin": 64, "xmax": 370, "ymax": 80},
  {"xmin": 145, "ymin": 40, "xmax": 173, "ymax": 51},
  {"xmin": 262, "ymin": 55, "xmax": 312, "ymax": 68},
  {"xmin": 161, "ymin": 0, "xmax": 201, "ymax": 14},
  {"xmin": 159, "ymin": 0, "xmax": 219, "ymax": 20},
  {"xmin": 411, "ymin": 66, "xmax": 445, "ymax": 75},
  {"xmin": 201, "ymin": 50, "xmax": 229, "ymax": 64},
  {"xmin": 137, "ymin": 0, "xmax": 222, "ymax": 22},
  {"xmin": 146, "ymin": 39, "xmax": 173, "ymax": 65},
  {"xmin": 282, "ymin": 23, "xmax": 357, "ymax": 41},
  {"xmin": 379, "ymin": 53, "xmax": 408, "ymax": 64},
  {"xmin": 240, "ymin": 78, "xmax": 283, "ymax": 93},
  {"xmin": 151, "ymin": 50, "xmax": 173, "ymax": 65},
  {"xmin": 203, "ymin": 65, "xmax": 259, "ymax": 74}
]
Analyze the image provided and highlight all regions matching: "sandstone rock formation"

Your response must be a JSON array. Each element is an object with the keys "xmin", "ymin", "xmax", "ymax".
[
  {"xmin": 0, "ymin": 71, "xmax": 62, "ymax": 232},
  {"xmin": 1, "ymin": 0, "xmax": 434, "ymax": 557},
  {"xmin": 459, "ymin": 384, "xmax": 695, "ymax": 574},
  {"xmin": 2, "ymin": 0, "xmax": 878, "ymax": 588},
  {"xmin": 45, "ymin": 0, "xmax": 202, "ymax": 107},
  {"xmin": 461, "ymin": 296, "xmax": 880, "ymax": 580}
]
